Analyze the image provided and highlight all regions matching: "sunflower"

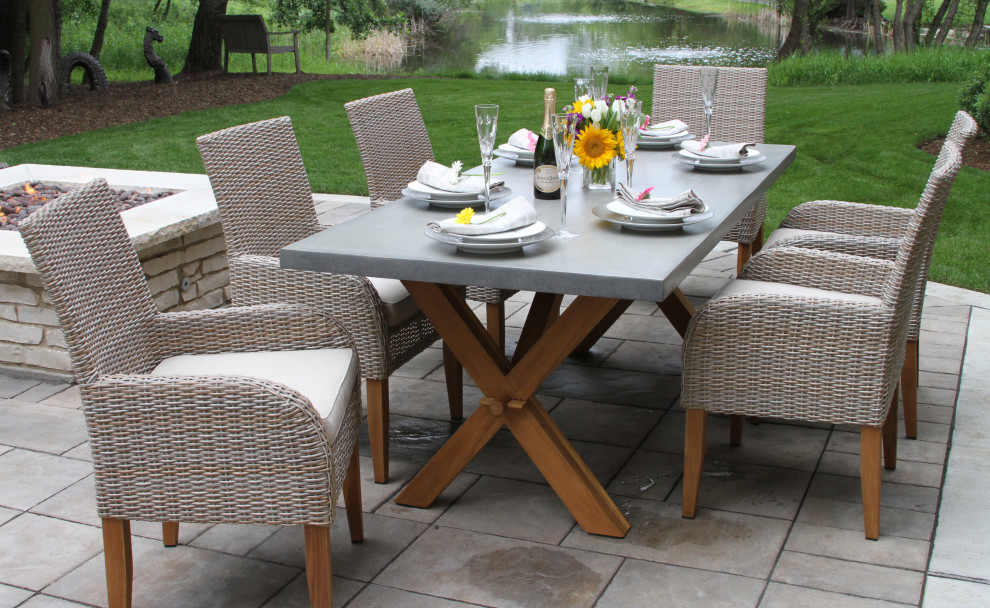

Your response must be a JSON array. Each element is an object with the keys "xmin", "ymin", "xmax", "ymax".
[{"xmin": 574, "ymin": 124, "xmax": 617, "ymax": 170}]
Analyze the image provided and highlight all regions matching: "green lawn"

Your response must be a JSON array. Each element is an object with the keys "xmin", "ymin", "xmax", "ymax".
[{"xmin": 2, "ymin": 78, "xmax": 986, "ymax": 292}]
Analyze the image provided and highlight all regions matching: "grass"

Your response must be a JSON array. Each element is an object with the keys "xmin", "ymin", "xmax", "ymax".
[
  {"xmin": 769, "ymin": 47, "xmax": 989, "ymax": 86},
  {"xmin": 2, "ymin": 78, "xmax": 987, "ymax": 292}
]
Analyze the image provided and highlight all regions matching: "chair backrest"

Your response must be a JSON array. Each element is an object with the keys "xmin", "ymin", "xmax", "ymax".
[
  {"xmin": 19, "ymin": 179, "xmax": 159, "ymax": 382},
  {"xmin": 197, "ymin": 116, "xmax": 322, "ymax": 258},
  {"xmin": 946, "ymin": 109, "xmax": 979, "ymax": 148},
  {"xmin": 217, "ymin": 15, "xmax": 270, "ymax": 53},
  {"xmin": 652, "ymin": 65, "xmax": 766, "ymax": 143},
  {"xmin": 345, "ymin": 88, "xmax": 435, "ymax": 208}
]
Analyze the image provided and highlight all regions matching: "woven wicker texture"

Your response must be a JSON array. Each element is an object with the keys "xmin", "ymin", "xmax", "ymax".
[
  {"xmin": 196, "ymin": 116, "xmax": 440, "ymax": 381},
  {"xmin": 345, "ymin": 88, "xmax": 516, "ymax": 307},
  {"xmin": 682, "ymin": 144, "xmax": 963, "ymax": 427},
  {"xmin": 20, "ymin": 178, "xmax": 361, "ymax": 526},
  {"xmin": 652, "ymin": 64, "xmax": 767, "ymax": 244}
]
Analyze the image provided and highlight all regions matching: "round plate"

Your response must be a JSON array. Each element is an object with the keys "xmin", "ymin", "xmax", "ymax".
[
  {"xmin": 592, "ymin": 203, "xmax": 715, "ymax": 232},
  {"xmin": 494, "ymin": 149, "xmax": 535, "ymax": 166},
  {"xmin": 605, "ymin": 200, "xmax": 710, "ymax": 224},
  {"xmin": 498, "ymin": 143, "xmax": 534, "ymax": 159},
  {"xmin": 637, "ymin": 133, "xmax": 695, "ymax": 149},
  {"xmin": 402, "ymin": 186, "xmax": 514, "ymax": 208},
  {"xmin": 425, "ymin": 224, "xmax": 555, "ymax": 253}
]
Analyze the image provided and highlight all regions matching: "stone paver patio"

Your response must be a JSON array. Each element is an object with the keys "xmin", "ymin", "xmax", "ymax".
[{"xmin": 1, "ymin": 196, "xmax": 988, "ymax": 607}]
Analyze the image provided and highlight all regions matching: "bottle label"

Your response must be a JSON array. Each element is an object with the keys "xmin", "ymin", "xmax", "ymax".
[{"xmin": 534, "ymin": 165, "xmax": 560, "ymax": 193}]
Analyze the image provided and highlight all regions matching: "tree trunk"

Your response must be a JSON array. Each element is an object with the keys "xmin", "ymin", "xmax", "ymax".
[
  {"xmin": 325, "ymin": 0, "xmax": 333, "ymax": 59},
  {"xmin": 926, "ymin": 0, "xmax": 952, "ymax": 44},
  {"xmin": 902, "ymin": 0, "xmax": 928, "ymax": 50},
  {"xmin": 965, "ymin": 0, "xmax": 990, "ymax": 48},
  {"xmin": 183, "ymin": 0, "xmax": 228, "ymax": 73},
  {"xmin": 775, "ymin": 0, "xmax": 807, "ymax": 60},
  {"xmin": 90, "ymin": 0, "xmax": 112, "ymax": 59},
  {"xmin": 935, "ymin": 0, "xmax": 961, "ymax": 44},
  {"xmin": 5, "ymin": 1, "xmax": 28, "ymax": 106},
  {"xmin": 28, "ymin": 0, "xmax": 59, "ymax": 107},
  {"xmin": 846, "ymin": 0, "xmax": 856, "ymax": 21},
  {"xmin": 892, "ymin": 0, "xmax": 904, "ymax": 51},
  {"xmin": 871, "ymin": 0, "xmax": 885, "ymax": 54}
]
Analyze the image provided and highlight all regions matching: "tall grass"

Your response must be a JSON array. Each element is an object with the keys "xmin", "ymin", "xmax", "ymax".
[{"xmin": 768, "ymin": 47, "xmax": 988, "ymax": 86}]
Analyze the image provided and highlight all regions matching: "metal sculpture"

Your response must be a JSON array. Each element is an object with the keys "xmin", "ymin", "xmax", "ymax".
[{"xmin": 144, "ymin": 26, "xmax": 173, "ymax": 85}]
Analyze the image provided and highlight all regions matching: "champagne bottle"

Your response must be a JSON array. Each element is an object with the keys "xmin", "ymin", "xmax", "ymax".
[{"xmin": 533, "ymin": 88, "xmax": 561, "ymax": 200}]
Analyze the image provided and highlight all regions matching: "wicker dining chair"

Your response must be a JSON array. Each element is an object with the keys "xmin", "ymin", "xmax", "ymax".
[
  {"xmin": 756, "ymin": 111, "xmax": 978, "ymax": 440},
  {"xmin": 681, "ymin": 143, "xmax": 964, "ymax": 540},
  {"xmin": 20, "ymin": 179, "xmax": 364, "ymax": 607},
  {"xmin": 652, "ymin": 64, "xmax": 768, "ymax": 275},
  {"xmin": 197, "ymin": 116, "xmax": 462, "ymax": 485},
  {"xmin": 345, "ymin": 88, "xmax": 517, "ymax": 350}
]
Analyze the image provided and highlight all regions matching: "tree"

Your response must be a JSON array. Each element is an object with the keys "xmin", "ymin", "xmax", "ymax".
[
  {"xmin": 934, "ymin": 0, "xmax": 961, "ymax": 44},
  {"xmin": 965, "ymin": 0, "xmax": 990, "ymax": 48},
  {"xmin": 870, "ymin": 0, "xmax": 884, "ymax": 54},
  {"xmin": 775, "ymin": 0, "xmax": 808, "ymax": 60},
  {"xmin": 183, "ymin": 0, "xmax": 228, "ymax": 73},
  {"xmin": 925, "ymin": 0, "xmax": 954, "ymax": 44},
  {"xmin": 28, "ymin": 0, "xmax": 61, "ymax": 107},
  {"xmin": 89, "ymin": 0, "xmax": 112, "ymax": 59}
]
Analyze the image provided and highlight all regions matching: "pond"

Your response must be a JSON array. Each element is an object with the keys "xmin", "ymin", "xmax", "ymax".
[{"xmin": 400, "ymin": 0, "xmax": 879, "ymax": 81}]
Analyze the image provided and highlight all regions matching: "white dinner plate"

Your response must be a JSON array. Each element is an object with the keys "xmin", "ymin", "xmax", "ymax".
[
  {"xmin": 674, "ymin": 149, "xmax": 767, "ymax": 171},
  {"xmin": 592, "ymin": 203, "xmax": 715, "ymax": 232},
  {"xmin": 407, "ymin": 179, "xmax": 485, "ymax": 199},
  {"xmin": 636, "ymin": 133, "xmax": 695, "ymax": 149},
  {"xmin": 425, "ymin": 223, "xmax": 555, "ymax": 253},
  {"xmin": 498, "ymin": 143, "xmax": 534, "ymax": 159},
  {"xmin": 438, "ymin": 221, "xmax": 548, "ymax": 243},
  {"xmin": 605, "ymin": 200, "xmax": 710, "ymax": 223},
  {"xmin": 494, "ymin": 149, "xmax": 535, "ymax": 166},
  {"xmin": 402, "ymin": 185, "xmax": 514, "ymax": 208}
]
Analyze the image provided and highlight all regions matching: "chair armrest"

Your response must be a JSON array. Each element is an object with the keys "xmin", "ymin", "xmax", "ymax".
[
  {"xmin": 766, "ymin": 233, "xmax": 901, "ymax": 261},
  {"xmin": 741, "ymin": 246, "xmax": 894, "ymax": 298},
  {"xmin": 152, "ymin": 303, "xmax": 353, "ymax": 358},
  {"xmin": 781, "ymin": 200, "xmax": 913, "ymax": 238}
]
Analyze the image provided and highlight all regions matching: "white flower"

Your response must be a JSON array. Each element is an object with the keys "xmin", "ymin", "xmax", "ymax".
[
  {"xmin": 611, "ymin": 100, "xmax": 622, "ymax": 114},
  {"xmin": 590, "ymin": 108, "xmax": 603, "ymax": 123},
  {"xmin": 578, "ymin": 94, "xmax": 590, "ymax": 103},
  {"xmin": 450, "ymin": 160, "xmax": 463, "ymax": 184},
  {"xmin": 594, "ymin": 100, "xmax": 608, "ymax": 113},
  {"xmin": 580, "ymin": 103, "xmax": 593, "ymax": 118}
]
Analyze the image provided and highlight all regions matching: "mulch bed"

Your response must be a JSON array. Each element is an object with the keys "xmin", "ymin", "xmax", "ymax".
[{"xmin": 919, "ymin": 133, "xmax": 990, "ymax": 171}]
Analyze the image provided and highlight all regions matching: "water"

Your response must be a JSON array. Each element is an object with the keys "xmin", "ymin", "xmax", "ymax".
[{"xmin": 398, "ymin": 0, "xmax": 879, "ymax": 81}]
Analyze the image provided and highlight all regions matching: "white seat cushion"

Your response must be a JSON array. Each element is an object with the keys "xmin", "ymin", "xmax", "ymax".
[
  {"xmin": 714, "ymin": 279, "xmax": 883, "ymax": 306},
  {"xmin": 763, "ymin": 227, "xmax": 835, "ymax": 250},
  {"xmin": 151, "ymin": 348, "xmax": 359, "ymax": 440},
  {"xmin": 368, "ymin": 277, "xmax": 421, "ymax": 327}
]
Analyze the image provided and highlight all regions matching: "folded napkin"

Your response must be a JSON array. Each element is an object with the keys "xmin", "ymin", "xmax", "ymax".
[
  {"xmin": 427, "ymin": 196, "xmax": 538, "ymax": 236},
  {"xmin": 680, "ymin": 140, "xmax": 756, "ymax": 158},
  {"xmin": 615, "ymin": 184, "xmax": 706, "ymax": 218},
  {"xmin": 417, "ymin": 161, "xmax": 505, "ymax": 193},
  {"xmin": 640, "ymin": 119, "xmax": 688, "ymax": 137},
  {"xmin": 508, "ymin": 128, "xmax": 538, "ymax": 152}
]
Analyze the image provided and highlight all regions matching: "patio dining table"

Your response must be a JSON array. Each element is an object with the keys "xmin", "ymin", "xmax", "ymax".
[{"xmin": 281, "ymin": 143, "xmax": 796, "ymax": 538}]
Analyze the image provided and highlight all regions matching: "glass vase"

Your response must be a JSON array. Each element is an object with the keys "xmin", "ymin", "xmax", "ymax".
[{"xmin": 582, "ymin": 156, "xmax": 617, "ymax": 191}]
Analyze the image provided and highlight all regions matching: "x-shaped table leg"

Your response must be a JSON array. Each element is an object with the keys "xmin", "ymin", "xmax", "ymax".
[{"xmin": 395, "ymin": 281, "xmax": 631, "ymax": 538}]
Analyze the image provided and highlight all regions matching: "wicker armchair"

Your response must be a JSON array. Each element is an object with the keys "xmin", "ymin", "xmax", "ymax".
[
  {"xmin": 197, "ymin": 116, "xmax": 461, "ymax": 485},
  {"xmin": 20, "ymin": 179, "xmax": 363, "ymax": 607},
  {"xmin": 652, "ymin": 64, "xmax": 768, "ymax": 275},
  {"xmin": 757, "ymin": 111, "xmax": 978, "ymax": 439},
  {"xmin": 345, "ymin": 88, "xmax": 517, "ymax": 350},
  {"xmin": 681, "ymin": 144, "xmax": 963, "ymax": 540}
]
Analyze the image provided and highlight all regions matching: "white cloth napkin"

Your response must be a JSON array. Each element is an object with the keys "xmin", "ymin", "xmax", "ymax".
[
  {"xmin": 427, "ymin": 196, "xmax": 538, "ymax": 236},
  {"xmin": 680, "ymin": 140, "xmax": 756, "ymax": 158},
  {"xmin": 615, "ymin": 184, "xmax": 706, "ymax": 218},
  {"xmin": 508, "ymin": 128, "xmax": 538, "ymax": 152},
  {"xmin": 641, "ymin": 119, "xmax": 688, "ymax": 137},
  {"xmin": 416, "ymin": 161, "xmax": 504, "ymax": 193}
]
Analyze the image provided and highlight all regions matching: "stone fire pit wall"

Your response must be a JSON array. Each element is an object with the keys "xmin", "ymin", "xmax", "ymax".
[{"xmin": 0, "ymin": 165, "xmax": 231, "ymax": 378}]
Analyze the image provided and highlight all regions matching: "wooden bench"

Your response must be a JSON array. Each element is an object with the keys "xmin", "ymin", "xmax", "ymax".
[{"xmin": 216, "ymin": 15, "xmax": 300, "ymax": 75}]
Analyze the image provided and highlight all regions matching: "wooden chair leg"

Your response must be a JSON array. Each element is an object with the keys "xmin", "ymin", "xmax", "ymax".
[
  {"xmin": 443, "ymin": 341, "xmax": 463, "ymax": 420},
  {"xmin": 860, "ymin": 426, "xmax": 882, "ymax": 540},
  {"xmin": 682, "ymin": 409, "xmax": 708, "ymax": 518},
  {"xmin": 304, "ymin": 525, "xmax": 332, "ymax": 608},
  {"xmin": 883, "ymin": 386, "xmax": 899, "ymax": 471},
  {"xmin": 102, "ymin": 518, "xmax": 133, "ymax": 608},
  {"xmin": 343, "ymin": 441, "xmax": 364, "ymax": 543},
  {"xmin": 486, "ymin": 302, "xmax": 506, "ymax": 353},
  {"xmin": 729, "ymin": 415, "xmax": 744, "ymax": 447},
  {"xmin": 162, "ymin": 521, "xmax": 179, "ymax": 547},
  {"xmin": 736, "ymin": 241, "xmax": 753, "ymax": 276},
  {"xmin": 366, "ymin": 378, "xmax": 389, "ymax": 484},
  {"xmin": 902, "ymin": 340, "xmax": 919, "ymax": 439}
]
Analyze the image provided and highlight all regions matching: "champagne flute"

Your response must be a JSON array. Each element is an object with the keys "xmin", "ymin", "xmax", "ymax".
[
  {"xmin": 699, "ymin": 67, "xmax": 718, "ymax": 138},
  {"xmin": 550, "ymin": 113, "xmax": 579, "ymax": 239},
  {"xmin": 590, "ymin": 66, "xmax": 609, "ymax": 100},
  {"xmin": 620, "ymin": 99, "xmax": 643, "ymax": 188},
  {"xmin": 474, "ymin": 104, "xmax": 499, "ymax": 213},
  {"xmin": 573, "ymin": 77, "xmax": 592, "ymax": 102}
]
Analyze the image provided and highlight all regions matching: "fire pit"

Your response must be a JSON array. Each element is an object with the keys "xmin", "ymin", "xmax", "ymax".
[{"xmin": 0, "ymin": 181, "xmax": 175, "ymax": 230}]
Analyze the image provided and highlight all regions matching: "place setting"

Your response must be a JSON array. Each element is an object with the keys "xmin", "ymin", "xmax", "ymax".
[
  {"xmin": 592, "ymin": 183, "xmax": 714, "ymax": 232},
  {"xmin": 493, "ymin": 128, "xmax": 537, "ymax": 165},
  {"xmin": 637, "ymin": 118, "xmax": 696, "ymax": 149},
  {"xmin": 424, "ymin": 196, "xmax": 554, "ymax": 253},
  {"xmin": 674, "ymin": 136, "xmax": 767, "ymax": 171},
  {"xmin": 402, "ymin": 159, "xmax": 513, "ymax": 208}
]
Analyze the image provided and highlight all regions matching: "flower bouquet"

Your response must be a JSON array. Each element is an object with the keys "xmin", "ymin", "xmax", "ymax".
[{"xmin": 565, "ymin": 86, "xmax": 638, "ymax": 189}]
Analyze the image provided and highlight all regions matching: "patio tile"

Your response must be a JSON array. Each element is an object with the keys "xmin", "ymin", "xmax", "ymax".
[
  {"xmin": 677, "ymin": 274, "xmax": 729, "ymax": 298},
  {"xmin": 784, "ymin": 522, "xmax": 930, "ymax": 571},
  {"xmin": 827, "ymin": 430, "xmax": 948, "ymax": 465},
  {"xmin": 922, "ymin": 341, "xmax": 966, "ymax": 361},
  {"xmin": 807, "ymin": 474, "xmax": 940, "ymax": 514},
  {"xmin": 771, "ymin": 551, "xmax": 923, "ymax": 604},
  {"xmin": 130, "ymin": 521, "xmax": 214, "ymax": 545},
  {"xmin": 15, "ymin": 382, "xmax": 71, "ymax": 403},
  {"xmin": 916, "ymin": 404, "xmax": 954, "ymax": 425},
  {"xmin": 0, "ymin": 376, "xmax": 40, "ymax": 399},
  {"xmin": 0, "ymin": 513, "xmax": 102, "ymax": 590},
  {"xmin": 0, "ymin": 582, "xmax": 33, "ymax": 607},
  {"xmin": 643, "ymin": 412, "xmax": 831, "ymax": 472},
  {"xmin": 560, "ymin": 336, "xmax": 625, "ymax": 367},
  {"xmin": 668, "ymin": 461, "xmax": 813, "ymax": 520},
  {"xmin": 391, "ymin": 348, "xmax": 444, "ymax": 380},
  {"xmin": 435, "ymin": 477, "xmax": 576, "ymax": 544},
  {"xmin": 538, "ymin": 363, "xmax": 681, "ymax": 409},
  {"xmin": 920, "ymin": 317, "xmax": 968, "ymax": 335},
  {"xmin": 599, "ymin": 313, "xmax": 683, "ymax": 346},
  {"xmin": 605, "ymin": 449, "xmax": 682, "ymax": 502},
  {"xmin": 376, "ymin": 527, "xmax": 622, "ymax": 608},
  {"xmin": 30, "ymin": 476, "xmax": 99, "ymax": 527},
  {"xmin": 601, "ymin": 340, "xmax": 683, "ymax": 375},
  {"xmin": 259, "ymin": 572, "xmax": 363, "ymax": 608},
  {"xmin": 919, "ymin": 356, "xmax": 961, "ymax": 376},
  {"xmin": 346, "ymin": 584, "xmax": 477, "ymax": 607},
  {"xmin": 39, "ymin": 385, "xmax": 82, "ymax": 409},
  {"xmin": 910, "ymin": 421, "xmax": 952, "ymax": 444},
  {"xmin": 562, "ymin": 498, "xmax": 790, "ymax": 578},
  {"xmin": 0, "ymin": 450, "xmax": 92, "ymax": 511},
  {"xmin": 917, "ymin": 371, "xmax": 959, "ymax": 391},
  {"xmin": 595, "ymin": 558, "xmax": 764, "ymax": 608},
  {"xmin": 248, "ymin": 513, "xmax": 427, "ymax": 582},
  {"xmin": 759, "ymin": 583, "xmax": 912, "ymax": 608},
  {"xmin": 358, "ymin": 415, "xmax": 463, "ymax": 473},
  {"xmin": 189, "ymin": 523, "xmax": 282, "ymax": 556},
  {"xmin": 817, "ymin": 451, "xmax": 944, "ymax": 488},
  {"xmin": 0, "ymin": 445, "xmax": 8, "ymax": 457},
  {"xmin": 917, "ymin": 386, "xmax": 958, "ymax": 407},
  {"xmin": 0, "ymin": 507, "xmax": 18, "ymax": 527},
  {"xmin": 922, "ymin": 576, "xmax": 990, "ymax": 608},
  {"xmin": 0, "ymin": 402, "xmax": 87, "ymax": 454},
  {"xmin": 796, "ymin": 496, "xmax": 934, "ymax": 541},
  {"xmin": 378, "ymin": 377, "xmax": 483, "ymax": 421},
  {"xmin": 17, "ymin": 595, "xmax": 92, "ymax": 607},
  {"xmin": 46, "ymin": 535, "xmax": 298, "ymax": 608},
  {"xmin": 549, "ymin": 399, "xmax": 664, "ymax": 448},
  {"xmin": 61, "ymin": 443, "xmax": 90, "ymax": 462},
  {"xmin": 374, "ymin": 470, "xmax": 479, "ymax": 524}
]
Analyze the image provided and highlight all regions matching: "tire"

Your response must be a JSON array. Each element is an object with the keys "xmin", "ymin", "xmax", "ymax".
[{"xmin": 59, "ymin": 52, "xmax": 109, "ymax": 95}]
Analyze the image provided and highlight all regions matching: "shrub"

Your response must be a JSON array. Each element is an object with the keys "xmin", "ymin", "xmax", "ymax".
[{"xmin": 959, "ymin": 60, "xmax": 990, "ymax": 134}]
